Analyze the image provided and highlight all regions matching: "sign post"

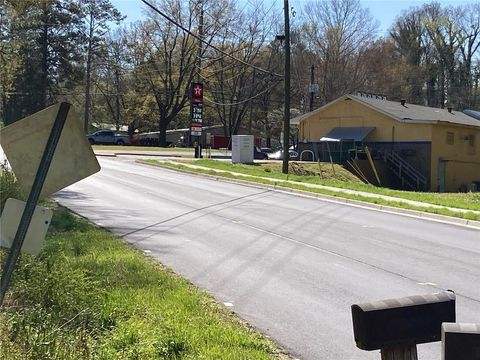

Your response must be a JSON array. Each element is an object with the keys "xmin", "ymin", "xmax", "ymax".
[
  {"xmin": 190, "ymin": 82, "xmax": 203, "ymax": 158},
  {"xmin": 0, "ymin": 102, "xmax": 70, "ymax": 306}
]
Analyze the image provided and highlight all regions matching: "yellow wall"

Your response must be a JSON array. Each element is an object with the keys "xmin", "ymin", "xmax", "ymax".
[
  {"xmin": 299, "ymin": 99, "xmax": 432, "ymax": 142},
  {"xmin": 430, "ymin": 124, "xmax": 480, "ymax": 192},
  {"xmin": 299, "ymin": 98, "xmax": 480, "ymax": 192}
]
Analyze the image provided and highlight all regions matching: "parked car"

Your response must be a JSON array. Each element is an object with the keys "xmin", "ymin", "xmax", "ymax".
[
  {"xmin": 87, "ymin": 130, "xmax": 130, "ymax": 145},
  {"xmin": 260, "ymin": 147, "xmax": 274, "ymax": 154},
  {"xmin": 254, "ymin": 146, "xmax": 268, "ymax": 160},
  {"xmin": 267, "ymin": 149, "xmax": 299, "ymax": 160}
]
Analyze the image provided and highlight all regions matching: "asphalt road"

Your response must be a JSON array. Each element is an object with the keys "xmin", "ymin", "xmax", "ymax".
[{"xmin": 53, "ymin": 156, "xmax": 480, "ymax": 360}]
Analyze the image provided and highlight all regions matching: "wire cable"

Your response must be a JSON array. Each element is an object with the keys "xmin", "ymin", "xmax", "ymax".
[
  {"xmin": 138, "ymin": 0, "xmax": 283, "ymax": 78},
  {"xmin": 204, "ymin": 80, "xmax": 282, "ymax": 106}
]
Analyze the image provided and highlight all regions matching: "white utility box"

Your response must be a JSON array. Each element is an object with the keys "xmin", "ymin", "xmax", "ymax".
[{"xmin": 231, "ymin": 135, "xmax": 254, "ymax": 164}]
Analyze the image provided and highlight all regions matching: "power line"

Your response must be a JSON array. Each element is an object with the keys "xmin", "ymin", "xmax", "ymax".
[
  {"xmin": 138, "ymin": 0, "xmax": 283, "ymax": 78},
  {"xmin": 204, "ymin": 80, "xmax": 282, "ymax": 106},
  {"xmin": 189, "ymin": 0, "xmax": 279, "ymax": 50}
]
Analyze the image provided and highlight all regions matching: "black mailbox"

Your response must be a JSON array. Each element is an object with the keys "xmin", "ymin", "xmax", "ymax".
[
  {"xmin": 351, "ymin": 291, "xmax": 455, "ymax": 350},
  {"xmin": 442, "ymin": 323, "xmax": 480, "ymax": 360}
]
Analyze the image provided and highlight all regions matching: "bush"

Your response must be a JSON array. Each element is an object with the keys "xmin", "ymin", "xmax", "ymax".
[{"xmin": 0, "ymin": 160, "xmax": 23, "ymax": 214}]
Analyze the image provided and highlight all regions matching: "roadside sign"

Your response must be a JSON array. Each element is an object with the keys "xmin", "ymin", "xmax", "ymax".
[
  {"xmin": 1, "ymin": 198, "xmax": 52, "ymax": 255},
  {"xmin": 190, "ymin": 83, "xmax": 204, "ymax": 137},
  {"xmin": 191, "ymin": 82, "xmax": 203, "ymax": 103},
  {"xmin": 0, "ymin": 103, "xmax": 100, "ymax": 306},
  {"xmin": 0, "ymin": 103, "xmax": 100, "ymax": 199}
]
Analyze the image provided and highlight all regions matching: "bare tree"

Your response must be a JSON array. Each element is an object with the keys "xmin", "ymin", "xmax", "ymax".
[
  {"xmin": 456, "ymin": 3, "xmax": 480, "ymax": 108},
  {"xmin": 124, "ymin": 0, "xmax": 231, "ymax": 146},
  {"xmin": 202, "ymin": 1, "xmax": 282, "ymax": 141},
  {"xmin": 302, "ymin": 0, "xmax": 378, "ymax": 104}
]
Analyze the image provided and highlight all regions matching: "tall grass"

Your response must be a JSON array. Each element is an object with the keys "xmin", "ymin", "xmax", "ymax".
[{"xmin": 0, "ymin": 209, "xmax": 287, "ymax": 359}]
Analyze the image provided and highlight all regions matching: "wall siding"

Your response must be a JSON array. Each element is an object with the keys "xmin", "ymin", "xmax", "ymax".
[{"xmin": 298, "ymin": 98, "xmax": 480, "ymax": 192}]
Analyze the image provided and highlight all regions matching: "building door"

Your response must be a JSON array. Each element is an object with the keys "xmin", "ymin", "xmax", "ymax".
[{"xmin": 438, "ymin": 160, "xmax": 446, "ymax": 192}]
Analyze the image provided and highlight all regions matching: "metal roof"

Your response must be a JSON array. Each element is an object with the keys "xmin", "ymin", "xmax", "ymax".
[
  {"xmin": 463, "ymin": 109, "xmax": 480, "ymax": 121},
  {"xmin": 349, "ymin": 95, "xmax": 480, "ymax": 127},
  {"xmin": 291, "ymin": 95, "xmax": 480, "ymax": 128},
  {"xmin": 321, "ymin": 127, "xmax": 375, "ymax": 141}
]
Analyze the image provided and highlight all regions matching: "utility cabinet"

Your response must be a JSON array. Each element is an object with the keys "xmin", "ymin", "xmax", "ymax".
[{"xmin": 232, "ymin": 135, "xmax": 254, "ymax": 164}]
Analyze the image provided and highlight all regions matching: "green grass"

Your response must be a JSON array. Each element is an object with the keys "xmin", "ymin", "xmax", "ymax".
[
  {"xmin": 147, "ymin": 160, "xmax": 480, "ymax": 222},
  {"xmin": 0, "ymin": 208, "xmax": 288, "ymax": 360}
]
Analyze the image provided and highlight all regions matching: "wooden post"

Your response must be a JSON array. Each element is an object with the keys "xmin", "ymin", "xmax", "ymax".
[
  {"xmin": 381, "ymin": 345, "xmax": 418, "ymax": 360},
  {"xmin": 365, "ymin": 146, "xmax": 381, "ymax": 186}
]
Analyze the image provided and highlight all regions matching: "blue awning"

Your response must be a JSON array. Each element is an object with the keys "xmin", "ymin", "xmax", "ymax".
[{"xmin": 321, "ymin": 127, "xmax": 375, "ymax": 142}]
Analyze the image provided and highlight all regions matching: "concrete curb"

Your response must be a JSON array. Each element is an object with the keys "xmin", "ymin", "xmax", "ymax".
[
  {"xmin": 95, "ymin": 152, "xmax": 184, "ymax": 158},
  {"xmin": 137, "ymin": 160, "xmax": 480, "ymax": 230},
  {"xmin": 95, "ymin": 153, "xmax": 117, "ymax": 157}
]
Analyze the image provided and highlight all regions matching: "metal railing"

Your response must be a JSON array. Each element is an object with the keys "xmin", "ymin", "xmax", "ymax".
[{"xmin": 384, "ymin": 151, "xmax": 427, "ymax": 191}]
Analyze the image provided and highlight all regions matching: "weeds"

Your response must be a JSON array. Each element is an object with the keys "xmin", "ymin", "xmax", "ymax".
[
  {"xmin": 0, "ymin": 160, "xmax": 23, "ymax": 213},
  {"xmin": 0, "ymin": 209, "xmax": 286, "ymax": 359}
]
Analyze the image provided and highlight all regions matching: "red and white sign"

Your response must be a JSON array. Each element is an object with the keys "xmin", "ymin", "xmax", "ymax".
[{"xmin": 190, "ymin": 83, "xmax": 204, "ymax": 137}]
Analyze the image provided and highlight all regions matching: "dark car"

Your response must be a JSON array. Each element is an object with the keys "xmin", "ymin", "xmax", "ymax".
[{"xmin": 254, "ymin": 146, "xmax": 268, "ymax": 160}]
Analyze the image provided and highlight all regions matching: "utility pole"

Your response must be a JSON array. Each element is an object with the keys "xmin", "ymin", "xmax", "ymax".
[
  {"xmin": 196, "ymin": 0, "xmax": 203, "ymax": 83},
  {"xmin": 193, "ymin": 0, "xmax": 204, "ymax": 158},
  {"xmin": 282, "ymin": 0, "xmax": 291, "ymax": 174},
  {"xmin": 309, "ymin": 65, "xmax": 315, "ymax": 112}
]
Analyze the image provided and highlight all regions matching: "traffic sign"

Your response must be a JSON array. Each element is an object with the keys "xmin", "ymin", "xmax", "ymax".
[
  {"xmin": 0, "ymin": 103, "xmax": 100, "ymax": 198},
  {"xmin": 1, "ymin": 198, "xmax": 52, "ymax": 255}
]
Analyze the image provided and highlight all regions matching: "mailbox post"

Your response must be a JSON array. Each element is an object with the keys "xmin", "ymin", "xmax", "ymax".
[{"xmin": 351, "ymin": 291, "xmax": 456, "ymax": 360}]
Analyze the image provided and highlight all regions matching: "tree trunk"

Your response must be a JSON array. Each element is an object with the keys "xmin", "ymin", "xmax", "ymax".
[
  {"xmin": 84, "ymin": 60, "xmax": 92, "ymax": 133},
  {"xmin": 115, "ymin": 68, "xmax": 121, "ymax": 131},
  {"xmin": 158, "ymin": 103, "xmax": 168, "ymax": 147},
  {"xmin": 84, "ymin": 15, "xmax": 94, "ymax": 134},
  {"xmin": 41, "ymin": 14, "xmax": 49, "ymax": 109}
]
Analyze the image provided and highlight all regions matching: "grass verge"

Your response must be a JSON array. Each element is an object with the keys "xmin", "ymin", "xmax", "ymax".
[
  {"xmin": 147, "ymin": 160, "xmax": 480, "ymax": 222},
  {"xmin": 0, "ymin": 208, "xmax": 288, "ymax": 360}
]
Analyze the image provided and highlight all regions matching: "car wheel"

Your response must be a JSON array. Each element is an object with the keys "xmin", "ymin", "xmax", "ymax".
[
  {"xmin": 116, "ymin": 140, "xmax": 125, "ymax": 145},
  {"xmin": 88, "ymin": 138, "xmax": 95, "ymax": 145}
]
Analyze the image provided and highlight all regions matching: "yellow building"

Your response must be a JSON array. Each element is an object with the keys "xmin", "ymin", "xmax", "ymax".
[{"xmin": 294, "ymin": 94, "xmax": 480, "ymax": 192}]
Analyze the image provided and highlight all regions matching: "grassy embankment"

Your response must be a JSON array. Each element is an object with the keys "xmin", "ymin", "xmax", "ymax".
[
  {"xmin": 0, "ymin": 167, "xmax": 288, "ymax": 360},
  {"xmin": 146, "ymin": 159, "xmax": 480, "ymax": 221}
]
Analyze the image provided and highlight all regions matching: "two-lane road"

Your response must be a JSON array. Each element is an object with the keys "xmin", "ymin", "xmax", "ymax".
[{"xmin": 54, "ymin": 157, "xmax": 480, "ymax": 360}]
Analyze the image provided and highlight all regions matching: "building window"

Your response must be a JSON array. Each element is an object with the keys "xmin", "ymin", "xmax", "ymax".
[
  {"xmin": 468, "ymin": 135, "xmax": 476, "ymax": 155},
  {"xmin": 468, "ymin": 134, "xmax": 475, "ymax": 147},
  {"xmin": 446, "ymin": 132, "xmax": 454, "ymax": 145}
]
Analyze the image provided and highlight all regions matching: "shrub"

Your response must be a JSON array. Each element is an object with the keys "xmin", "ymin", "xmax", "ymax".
[{"xmin": 0, "ymin": 160, "xmax": 23, "ymax": 214}]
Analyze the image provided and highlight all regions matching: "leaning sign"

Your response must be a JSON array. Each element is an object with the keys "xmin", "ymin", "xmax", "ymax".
[
  {"xmin": 190, "ymin": 82, "xmax": 203, "ymax": 137},
  {"xmin": 0, "ymin": 103, "xmax": 100, "ymax": 305}
]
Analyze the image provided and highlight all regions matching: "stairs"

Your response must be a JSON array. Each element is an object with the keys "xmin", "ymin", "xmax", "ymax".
[{"xmin": 384, "ymin": 151, "xmax": 427, "ymax": 191}]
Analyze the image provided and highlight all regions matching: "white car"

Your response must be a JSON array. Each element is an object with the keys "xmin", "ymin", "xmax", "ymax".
[{"xmin": 267, "ymin": 149, "xmax": 299, "ymax": 160}]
